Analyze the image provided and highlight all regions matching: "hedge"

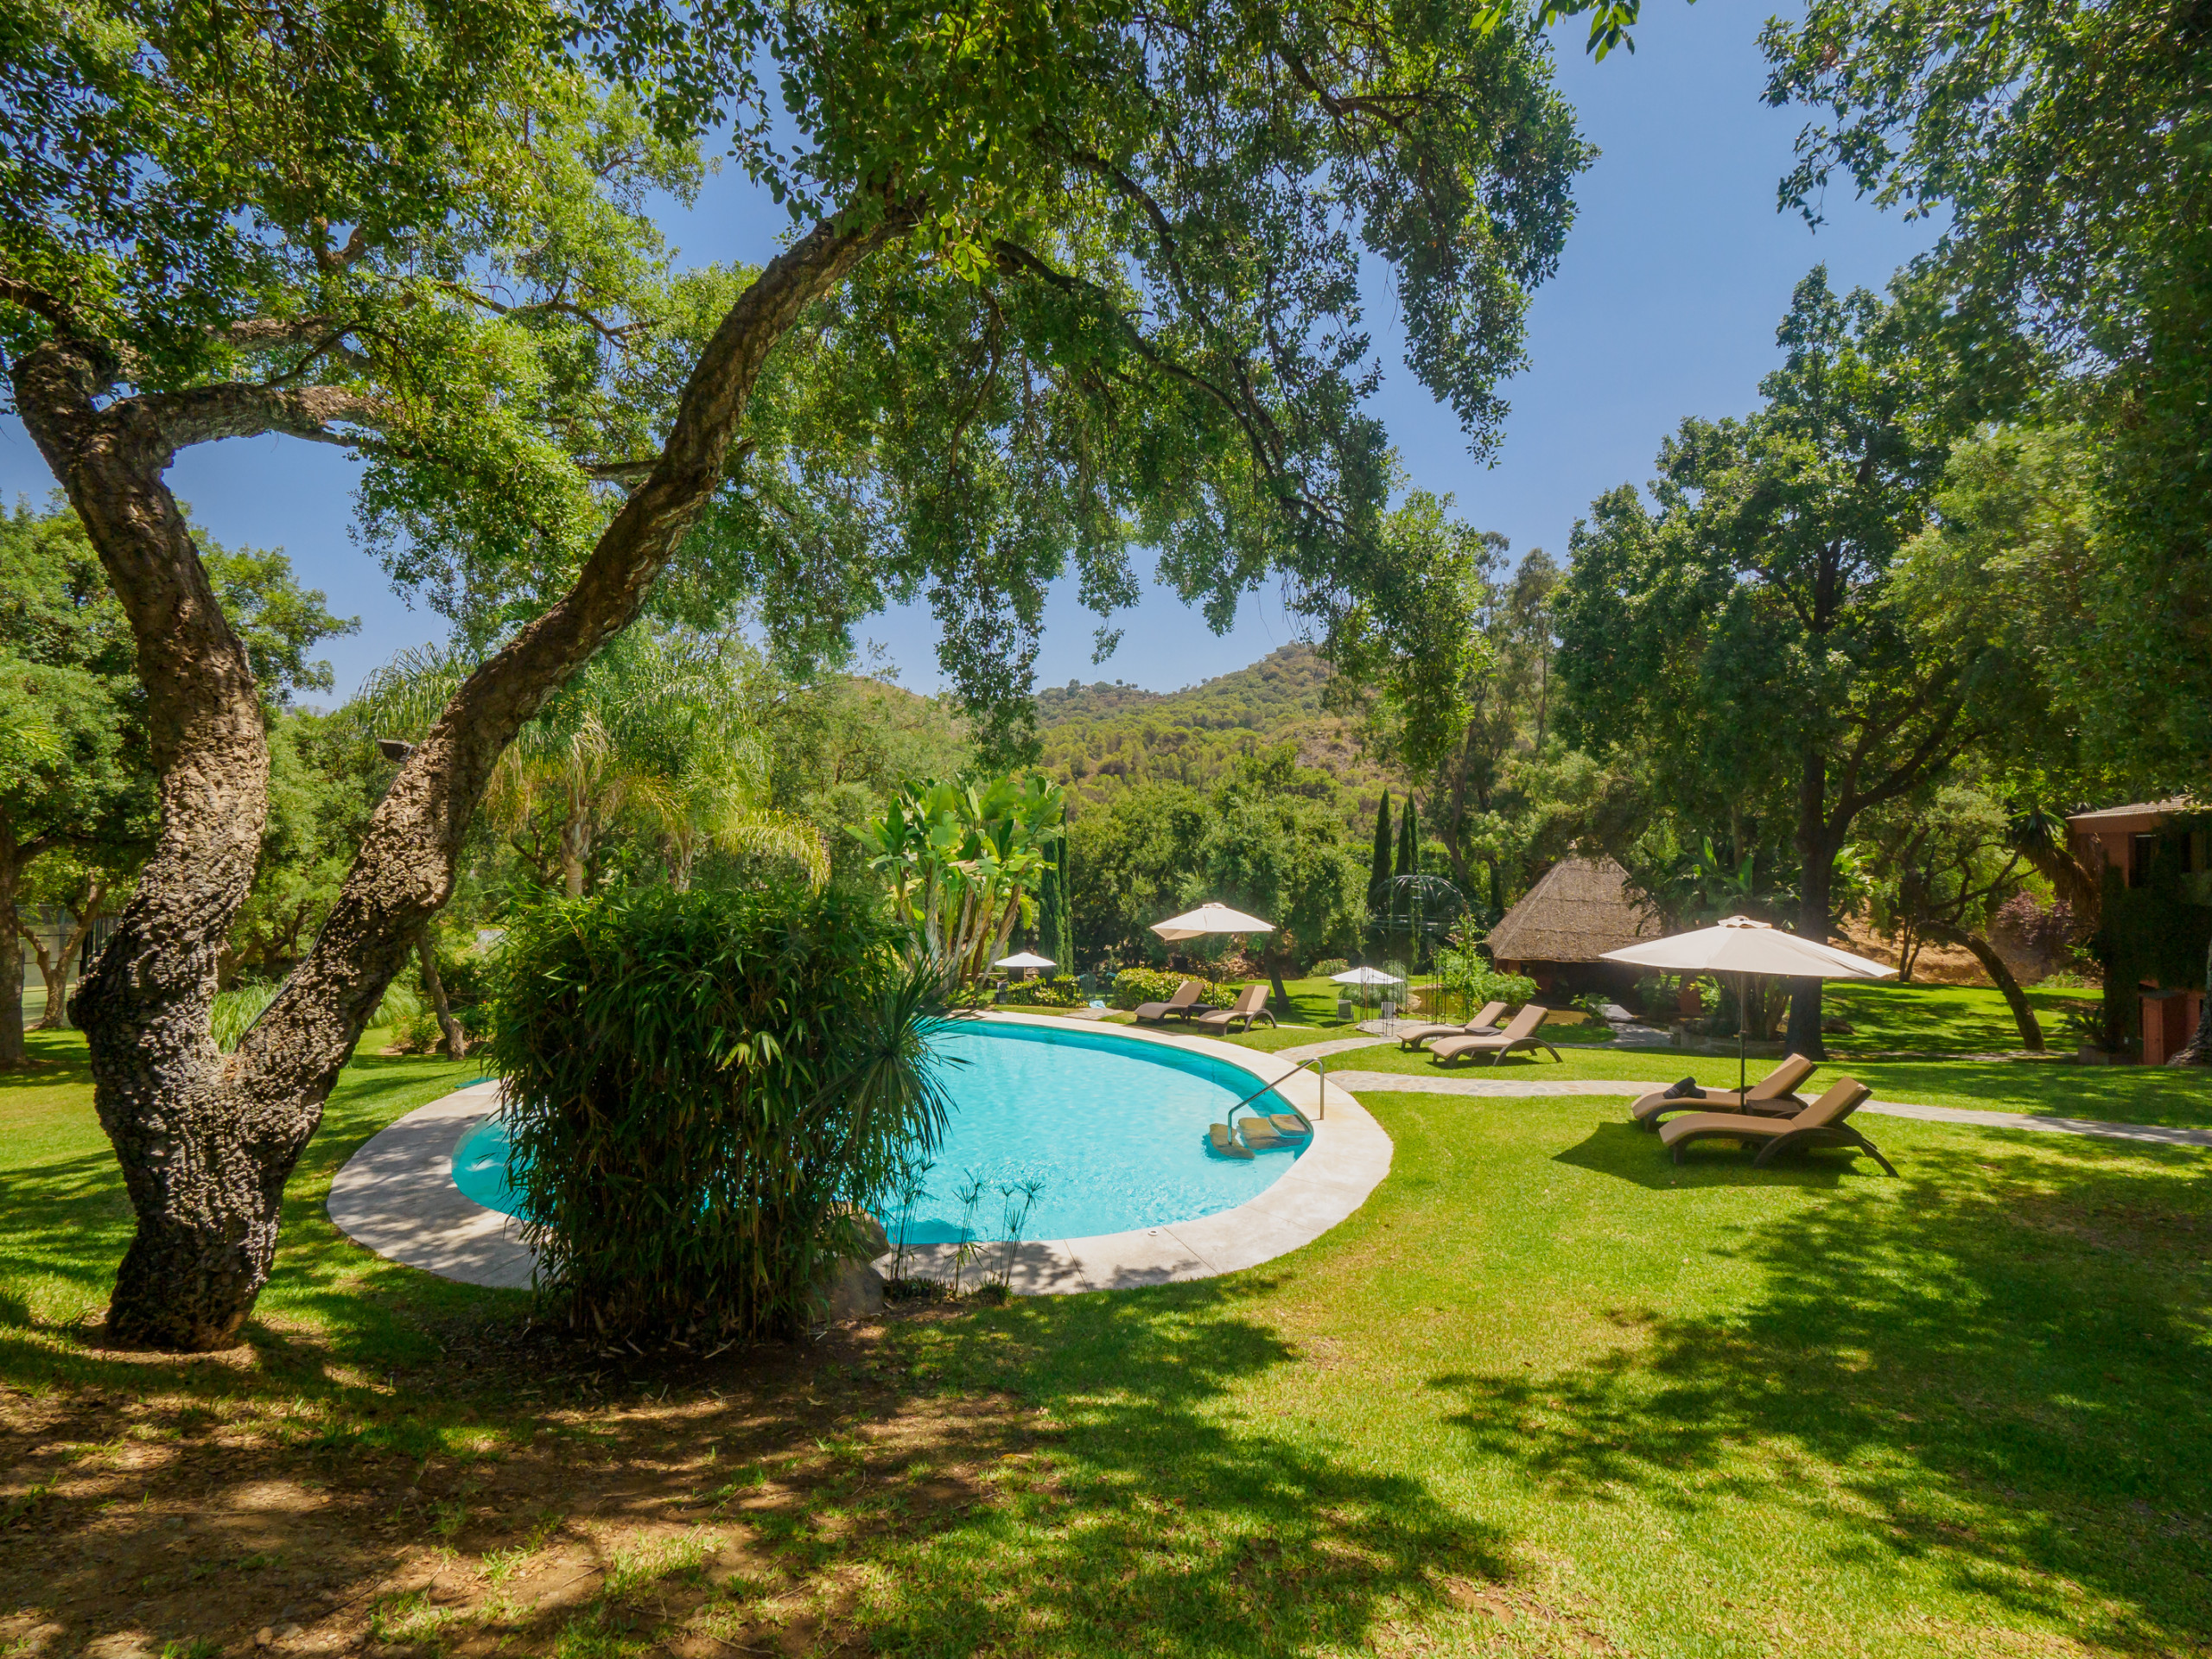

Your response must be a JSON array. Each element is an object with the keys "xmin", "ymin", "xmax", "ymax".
[{"xmin": 1110, "ymin": 966, "xmax": 1233, "ymax": 1010}]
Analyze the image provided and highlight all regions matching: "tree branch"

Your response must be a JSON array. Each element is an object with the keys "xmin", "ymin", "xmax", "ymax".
[
  {"xmin": 139, "ymin": 382, "xmax": 390, "ymax": 452},
  {"xmin": 234, "ymin": 199, "xmax": 918, "ymax": 1095},
  {"xmin": 0, "ymin": 274, "xmax": 84, "ymax": 338}
]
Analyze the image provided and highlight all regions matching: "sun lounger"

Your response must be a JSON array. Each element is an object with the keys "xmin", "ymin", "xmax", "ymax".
[
  {"xmin": 1656, "ymin": 1077, "xmax": 1894, "ymax": 1175},
  {"xmin": 1630, "ymin": 1052, "xmax": 1818, "ymax": 1131},
  {"xmin": 1134, "ymin": 980, "xmax": 1203, "ymax": 1023},
  {"xmin": 1192, "ymin": 984, "xmax": 1275, "ymax": 1033},
  {"xmin": 1430, "ymin": 1003, "xmax": 1560, "ymax": 1066},
  {"xmin": 1397, "ymin": 1001, "xmax": 1509, "ymax": 1051}
]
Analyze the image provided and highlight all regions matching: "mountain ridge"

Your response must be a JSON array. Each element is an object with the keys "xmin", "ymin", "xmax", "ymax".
[{"xmin": 1033, "ymin": 643, "xmax": 1389, "ymax": 822}]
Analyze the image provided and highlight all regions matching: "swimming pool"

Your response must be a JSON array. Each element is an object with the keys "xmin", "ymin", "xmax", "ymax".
[{"xmin": 448, "ymin": 1018, "xmax": 1306, "ymax": 1243}]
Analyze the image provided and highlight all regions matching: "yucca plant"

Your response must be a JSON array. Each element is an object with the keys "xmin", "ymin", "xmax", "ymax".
[{"xmin": 484, "ymin": 884, "xmax": 959, "ymax": 1341}]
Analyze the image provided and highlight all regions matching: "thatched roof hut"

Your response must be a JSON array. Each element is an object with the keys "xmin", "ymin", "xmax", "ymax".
[{"xmin": 1486, "ymin": 856, "xmax": 1662, "ymax": 992}]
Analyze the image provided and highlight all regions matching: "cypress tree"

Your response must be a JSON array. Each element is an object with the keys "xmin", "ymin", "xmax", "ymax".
[
  {"xmin": 1395, "ymin": 796, "xmax": 1419, "ymax": 961},
  {"xmin": 1050, "ymin": 843, "xmax": 1075, "ymax": 974},
  {"xmin": 1365, "ymin": 791, "xmax": 1393, "ymax": 944}
]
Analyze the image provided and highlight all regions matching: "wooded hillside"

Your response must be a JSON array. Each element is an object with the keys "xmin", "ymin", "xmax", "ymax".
[{"xmin": 1033, "ymin": 645, "xmax": 1386, "ymax": 826}]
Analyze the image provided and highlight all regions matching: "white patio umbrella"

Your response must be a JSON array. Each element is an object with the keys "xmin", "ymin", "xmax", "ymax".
[
  {"xmin": 993, "ymin": 950, "xmax": 1055, "ymax": 978},
  {"xmin": 1150, "ymin": 902, "xmax": 1274, "ymax": 942},
  {"xmin": 1601, "ymin": 915, "xmax": 1894, "ymax": 1094},
  {"xmin": 1330, "ymin": 964, "xmax": 1402, "ymax": 1021}
]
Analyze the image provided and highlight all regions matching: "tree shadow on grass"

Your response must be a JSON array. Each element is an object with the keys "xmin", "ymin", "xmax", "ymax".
[
  {"xmin": 1430, "ymin": 1134, "xmax": 2212, "ymax": 1650},
  {"xmin": 1853, "ymin": 1058, "xmax": 2212, "ymax": 1128},
  {"xmin": 1551, "ymin": 1119, "xmax": 1878, "ymax": 1192},
  {"xmin": 1, "ymin": 1047, "xmax": 496, "ymax": 1396},
  {"xmin": 3, "ymin": 1277, "xmax": 1515, "ymax": 1658}
]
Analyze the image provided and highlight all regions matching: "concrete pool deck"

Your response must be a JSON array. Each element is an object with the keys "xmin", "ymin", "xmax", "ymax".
[{"xmin": 323, "ymin": 1010, "xmax": 1393, "ymax": 1297}]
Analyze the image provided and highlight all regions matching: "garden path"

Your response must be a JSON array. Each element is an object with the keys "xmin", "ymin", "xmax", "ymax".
[{"xmin": 1270, "ymin": 1033, "xmax": 1397, "ymax": 1065}]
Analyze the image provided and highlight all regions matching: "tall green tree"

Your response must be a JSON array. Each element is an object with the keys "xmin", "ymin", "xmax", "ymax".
[
  {"xmin": 1555, "ymin": 271, "xmax": 2020, "ymax": 1058},
  {"xmin": 1394, "ymin": 790, "xmax": 1421, "ymax": 960},
  {"xmin": 1764, "ymin": 0, "xmax": 2212, "ymax": 784},
  {"xmin": 1065, "ymin": 782, "xmax": 1217, "ymax": 963},
  {"xmin": 1365, "ymin": 790, "xmax": 1395, "ymax": 951},
  {"xmin": 1205, "ymin": 753, "xmax": 1367, "ymax": 1010},
  {"xmin": 3, "ymin": 0, "xmax": 1596, "ymax": 1347}
]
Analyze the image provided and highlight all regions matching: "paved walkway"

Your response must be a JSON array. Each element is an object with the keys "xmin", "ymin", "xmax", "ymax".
[
  {"xmin": 1325, "ymin": 1071, "xmax": 2212, "ymax": 1147},
  {"xmin": 1271, "ymin": 1033, "xmax": 1396, "ymax": 1065},
  {"xmin": 325, "ymin": 1014, "xmax": 1398, "ymax": 1297}
]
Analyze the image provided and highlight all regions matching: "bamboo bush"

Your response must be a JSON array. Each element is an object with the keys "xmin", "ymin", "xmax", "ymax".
[{"xmin": 484, "ymin": 885, "xmax": 959, "ymax": 1340}]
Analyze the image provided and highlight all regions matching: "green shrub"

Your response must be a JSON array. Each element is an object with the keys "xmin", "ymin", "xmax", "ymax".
[
  {"xmin": 484, "ymin": 885, "xmax": 957, "ymax": 1340},
  {"xmin": 1309, "ymin": 958, "xmax": 1349, "ymax": 979},
  {"xmin": 1430, "ymin": 949, "xmax": 1539, "ymax": 1018},
  {"xmin": 999, "ymin": 975, "xmax": 1086, "ymax": 1007},
  {"xmin": 1109, "ymin": 966, "xmax": 1232, "ymax": 1010}
]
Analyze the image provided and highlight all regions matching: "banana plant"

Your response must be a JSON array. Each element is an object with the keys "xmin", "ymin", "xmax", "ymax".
[{"xmin": 855, "ymin": 774, "xmax": 1065, "ymax": 985}]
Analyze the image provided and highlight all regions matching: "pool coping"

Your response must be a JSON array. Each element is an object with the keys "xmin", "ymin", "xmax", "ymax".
[{"xmin": 322, "ymin": 1009, "xmax": 1393, "ymax": 1297}]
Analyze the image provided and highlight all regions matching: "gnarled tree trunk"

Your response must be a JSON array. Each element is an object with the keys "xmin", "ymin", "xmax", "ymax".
[
  {"xmin": 0, "ymin": 818, "xmax": 25, "ymax": 1068},
  {"xmin": 13, "ymin": 207, "xmax": 905, "ymax": 1350},
  {"xmin": 416, "ymin": 928, "xmax": 467, "ymax": 1061},
  {"xmin": 1924, "ymin": 922, "xmax": 2044, "ymax": 1052}
]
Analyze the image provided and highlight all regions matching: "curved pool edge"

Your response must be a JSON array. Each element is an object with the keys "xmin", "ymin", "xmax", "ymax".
[
  {"xmin": 326, "ymin": 1078, "xmax": 537, "ymax": 1290},
  {"xmin": 323, "ymin": 1011, "xmax": 1393, "ymax": 1297}
]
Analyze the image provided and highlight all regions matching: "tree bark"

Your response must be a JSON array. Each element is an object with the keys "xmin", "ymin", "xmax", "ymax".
[
  {"xmin": 1786, "ymin": 747, "xmax": 1833, "ymax": 1061},
  {"xmin": 415, "ymin": 929, "xmax": 467, "ymax": 1061},
  {"xmin": 1924, "ymin": 925, "xmax": 2044, "ymax": 1052},
  {"xmin": 0, "ymin": 823, "xmax": 23, "ymax": 1068},
  {"xmin": 22, "ymin": 885, "xmax": 105, "ymax": 1031},
  {"xmin": 16, "ymin": 204, "xmax": 909, "ymax": 1350}
]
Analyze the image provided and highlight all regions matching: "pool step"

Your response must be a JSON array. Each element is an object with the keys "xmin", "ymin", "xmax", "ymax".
[
  {"xmin": 1211, "ymin": 1114, "xmax": 1315, "ymax": 1156},
  {"xmin": 1207, "ymin": 1122, "xmax": 1255, "ymax": 1160}
]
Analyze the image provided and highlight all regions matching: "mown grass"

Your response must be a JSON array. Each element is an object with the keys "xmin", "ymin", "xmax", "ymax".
[
  {"xmin": 4, "ymin": 1029, "xmax": 2210, "ymax": 1656},
  {"xmin": 0, "ymin": 1026, "xmax": 499, "ymax": 1378},
  {"xmin": 1258, "ymin": 1007, "xmax": 2212, "ymax": 1129},
  {"xmin": 1821, "ymin": 979, "xmax": 2100, "ymax": 1055}
]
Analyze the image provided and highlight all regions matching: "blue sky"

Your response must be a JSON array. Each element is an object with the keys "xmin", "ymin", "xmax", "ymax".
[{"xmin": 0, "ymin": 0, "xmax": 1937, "ymax": 700}]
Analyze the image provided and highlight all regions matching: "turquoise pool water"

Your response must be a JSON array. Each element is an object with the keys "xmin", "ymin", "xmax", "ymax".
[{"xmin": 449, "ymin": 1020, "xmax": 1304, "ymax": 1241}]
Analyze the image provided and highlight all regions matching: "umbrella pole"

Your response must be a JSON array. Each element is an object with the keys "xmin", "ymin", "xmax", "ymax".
[{"xmin": 1725, "ymin": 973, "xmax": 1743, "ymax": 1106}]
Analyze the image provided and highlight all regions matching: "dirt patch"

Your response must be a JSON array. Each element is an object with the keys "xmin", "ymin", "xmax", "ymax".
[{"xmin": 0, "ymin": 1312, "xmax": 1048, "ymax": 1659}]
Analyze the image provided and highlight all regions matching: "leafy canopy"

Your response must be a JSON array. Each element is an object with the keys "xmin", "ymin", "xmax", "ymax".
[{"xmin": 3, "ymin": 0, "xmax": 1598, "ymax": 754}]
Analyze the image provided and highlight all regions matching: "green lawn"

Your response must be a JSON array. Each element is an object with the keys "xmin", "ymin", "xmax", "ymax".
[
  {"xmin": 1241, "ymin": 1004, "xmax": 2212, "ymax": 1129},
  {"xmin": 4, "ymin": 1028, "xmax": 2210, "ymax": 1656},
  {"xmin": 1, "ymin": 1027, "xmax": 497, "ymax": 1372},
  {"xmin": 1821, "ymin": 979, "xmax": 2099, "ymax": 1056}
]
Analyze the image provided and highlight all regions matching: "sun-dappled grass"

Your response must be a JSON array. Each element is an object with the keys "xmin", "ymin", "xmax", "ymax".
[
  {"xmin": 0, "ymin": 1026, "xmax": 498, "ymax": 1376},
  {"xmin": 1821, "ymin": 978, "xmax": 2099, "ymax": 1054},
  {"xmin": 3, "ymin": 1026, "xmax": 2210, "ymax": 1656},
  {"xmin": 1271, "ymin": 1008, "xmax": 2212, "ymax": 1128}
]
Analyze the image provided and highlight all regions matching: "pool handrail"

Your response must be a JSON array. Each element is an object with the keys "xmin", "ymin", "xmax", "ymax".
[{"xmin": 1222, "ymin": 1054, "xmax": 1328, "ymax": 1133}]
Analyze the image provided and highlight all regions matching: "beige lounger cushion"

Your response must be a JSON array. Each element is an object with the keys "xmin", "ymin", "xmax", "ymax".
[
  {"xmin": 1630, "ymin": 1053, "xmax": 1820, "ymax": 1127},
  {"xmin": 1430, "ymin": 1004, "xmax": 1552, "ymax": 1062},
  {"xmin": 1656, "ymin": 1078, "xmax": 1874, "ymax": 1150}
]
